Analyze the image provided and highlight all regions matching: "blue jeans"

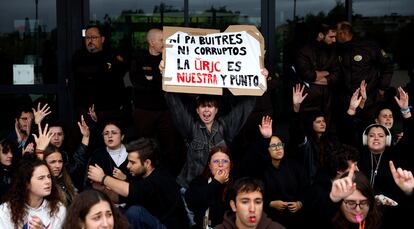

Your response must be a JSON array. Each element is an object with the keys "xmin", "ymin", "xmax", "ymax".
[
  {"xmin": 125, "ymin": 205, "xmax": 167, "ymax": 229},
  {"xmin": 180, "ymin": 187, "xmax": 196, "ymax": 227}
]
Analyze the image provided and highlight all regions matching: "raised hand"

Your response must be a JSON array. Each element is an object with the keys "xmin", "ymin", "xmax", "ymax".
[
  {"xmin": 78, "ymin": 115, "xmax": 90, "ymax": 137},
  {"xmin": 359, "ymin": 80, "xmax": 367, "ymax": 94},
  {"xmin": 88, "ymin": 104, "xmax": 98, "ymax": 122},
  {"xmin": 14, "ymin": 119, "xmax": 24, "ymax": 143},
  {"xmin": 78, "ymin": 115, "xmax": 90, "ymax": 146},
  {"xmin": 22, "ymin": 142, "xmax": 34, "ymax": 155},
  {"xmin": 348, "ymin": 88, "xmax": 362, "ymax": 115},
  {"xmin": 329, "ymin": 163, "xmax": 357, "ymax": 202},
  {"xmin": 259, "ymin": 115, "xmax": 273, "ymax": 138},
  {"xmin": 389, "ymin": 161, "xmax": 414, "ymax": 195},
  {"xmin": 32, "ymin": 123, "xmax": 53, "ymax": 151},
  {"xmin": 292, "ymin": 83, "xmax": 308, "ymax": 112},
  {"xmin": 33, "ymin": 102, "xmax": 51, "ymax": 125},
  {"xmin": 359, "ymin": 80, "xmax": 367, "ymax": 107},
  {"xmin": 394, "ymin": 87, "xmax": 409, "ymax": 109}
]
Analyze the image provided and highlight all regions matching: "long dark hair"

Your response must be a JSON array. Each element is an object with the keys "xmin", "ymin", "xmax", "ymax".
[
  {"xmin": 0, "ymin": 138, "xmax": 13, "ymax": 167},
  {"xmin": 6, "ymin": 154, "xmax": 62, "ymax": 229},
  {"xmin": 332, "ymin": 171, "xmax": 382, "ymax": 229},
  {"xmin": 62, "ymin": 189, "xmax": 129, "ymax": 229},
  {"xmin": 43, "ymin": 145, "xmax": 76, "ymax": 206}
]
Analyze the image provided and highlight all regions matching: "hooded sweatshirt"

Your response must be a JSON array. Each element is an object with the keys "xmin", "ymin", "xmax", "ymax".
[{"xmin": 215, "ymin": 211, "xmax": 285, "ymax": 229}]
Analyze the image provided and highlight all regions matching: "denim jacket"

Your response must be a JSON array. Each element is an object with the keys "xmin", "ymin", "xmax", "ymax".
[{"xmin": 165, "ymin": 92, "xmax": 255, "ymax": 188}]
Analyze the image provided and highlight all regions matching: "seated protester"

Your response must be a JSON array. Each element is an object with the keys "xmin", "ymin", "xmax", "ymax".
[
  {"xmin": 329, "ymin": 166, "xmax": 382, "ymax": 229},
  {"xmin": 259, "ymin": 116, "xmax": 308, "ymax": 229},
  {"xmin": 357, "ymin": 122, "xmax": 413, "ymax": 228},
  {"xmin": 88, "ymin": 138, "xmax": 188, "ymax": 229},
  {"xmin": 48, "ymin": 116, "xmax": 90, "ymax": 190},
  {"xmin": 215, "ymin": 177, "xmax": 285, "ymax": 229},
  {"xmin": 43, "ymin": 145, "xmax": 77, "ymax": 206},
  {"xmin": 160, "ymin": 60, "xmax": 262, "ymax": 190},
  {"xmin": 62, "ymin": 189, "xmax": 129, "ymax": 229},
  {"xmin": 303, "ymin": 144, "xmax": 359, "ymax": 228},
  {"xmin": 7, "ymin": 102, "xmax": 50, "ymax": 163},
  {"xmin": 185, "ymin": 146, "xmax": 233, "ymax": 229},
  {"xmin": 344, "ymin": 84, "xmax": 414, "ymax": 149},
  {"xmin": 0, "ymin": 154, "xmax": 66, "ymax": 228},
  {"xmin": 290, "ymin": 84, "xmax": 341, "ymax": 184},
  {"xmin": 86, "ymin": 120, "xmax": 129, "ymax": 204},
  {"xmin": 0, "ymin": 139, "xmax": 13, "ymax": 203}
]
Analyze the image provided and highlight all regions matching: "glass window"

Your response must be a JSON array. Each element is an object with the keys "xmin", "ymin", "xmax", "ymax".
[
  {"xmin": 0, "ymin": 0, "xmax": 57, "ymax": 85},
  {"xmin": 189, "ymin": 0, "xmax": 261, "ymax": 30},
  {"xmin": 273, "ymin": 0, "xmax": 345, "ymax": 120},
  {"xmin": 89, "ymin": 0, "xmax": 184, "ymax": 51},
  {"xmin": 0, "ymin": 93, "xmax": 57, "ymax": 138},
  {"xmin": 353, "ymin": 0, "xmax": 414, "ymax": 87},
  {"xmin": 275, "ymin": 0, "xmax": 345, "ymax": 73}
]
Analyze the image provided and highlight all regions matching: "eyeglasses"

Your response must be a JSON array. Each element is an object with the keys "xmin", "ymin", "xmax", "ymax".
[
  {"xmin": 102, "ymin": 131, "xmax": 120, "ymax": 137},
  {"xmin": 343, "ymin": 200, "xmax": 370, "ymax": 210},
  {"xmin": 212, "ymin": 159, "xmax": 230, "ymax": 165},
  {"xmin": 85, "ymin": 36, "xmax": 101, "ymax": 41},
  {"xmin": 269, "ymin": 143, "xmax": 284, "ymax": 150}
]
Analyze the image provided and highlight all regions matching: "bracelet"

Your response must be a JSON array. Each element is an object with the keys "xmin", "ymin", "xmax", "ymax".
[
  {"xmin": 401, "ymin": 107, "xmax": 411, "ymax": 114},
  {"xmin": 35, "ymin": 149, "xmax": 44, "ymax": 154},
  {"xmin": 101, "ymin": 175, "xmax": 108, "ymax": 184}
]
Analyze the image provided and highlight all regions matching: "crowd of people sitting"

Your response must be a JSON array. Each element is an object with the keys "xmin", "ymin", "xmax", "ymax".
[
  {"xmin": 0, "ymin": 21, "xmax": 414, "ymax": 229},
  {"xmin": 0, "ymin": 80, "xmax": 413, "ymax": 229}
]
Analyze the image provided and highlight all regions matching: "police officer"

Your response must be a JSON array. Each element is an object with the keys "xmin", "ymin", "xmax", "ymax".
[{"xmin": 336, "ymin": 21, "xmax": 393, "ymax": 122}]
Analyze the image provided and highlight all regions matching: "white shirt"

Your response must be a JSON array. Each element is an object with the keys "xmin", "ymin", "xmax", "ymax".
[{"xmin": 0, "ymin": 200, "xmax": 66, "ymax": 229}]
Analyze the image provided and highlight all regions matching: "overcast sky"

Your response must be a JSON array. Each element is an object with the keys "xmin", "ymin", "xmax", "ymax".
[{"xmin": 1, "ymin": 0, "xmax": 413, "ymax": 33}]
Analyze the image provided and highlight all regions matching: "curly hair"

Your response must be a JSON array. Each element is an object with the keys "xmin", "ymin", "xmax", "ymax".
[
  {"xmin": 5, "ymin": 154, "xmax": 62, "ymax": 229},
  {"xmin": 62, "ymin": 189, "xmax": 129, "ymax": 229}
]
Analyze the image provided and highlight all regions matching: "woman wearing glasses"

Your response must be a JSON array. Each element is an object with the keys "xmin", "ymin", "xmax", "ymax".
[
  {"xmin": 185, "ymin": 146, "xmax": 232, "ymax": 229},
  {"xmin": 330, "ymin": 164, "xmax": 382, "ymax": 229},
  {"xmin": 259, "ymin": 116, "xmax": 308, "ymax": 229},
  {"xmin": 86, "ymin": 120, "xmax": 129, "ymax": 203}
]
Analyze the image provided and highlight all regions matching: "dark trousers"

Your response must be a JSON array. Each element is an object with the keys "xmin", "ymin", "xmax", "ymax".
[{"xmin": 125, "ymin": 205, "xmax": 167, "ymax": 229}]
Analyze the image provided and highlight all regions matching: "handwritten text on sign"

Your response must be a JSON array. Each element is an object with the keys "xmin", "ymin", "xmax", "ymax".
[{"xmin": 164, "ymin": 31, "xmax": 264, "ymax": 90}]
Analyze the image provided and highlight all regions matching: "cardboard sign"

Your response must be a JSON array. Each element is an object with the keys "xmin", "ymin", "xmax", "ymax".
[{"xmin": 162, "ymin": 25, "xmax": 266, "ymax": 96}]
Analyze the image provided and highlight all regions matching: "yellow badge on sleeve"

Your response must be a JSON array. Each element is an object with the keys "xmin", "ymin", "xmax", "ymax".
[
  {"xmin": 354, "ymin": 55, "xmax": 362, "ymax": 62},
  {"xmin": 381, "ymin": 49, "xmax": 388, "ymax": 57}
]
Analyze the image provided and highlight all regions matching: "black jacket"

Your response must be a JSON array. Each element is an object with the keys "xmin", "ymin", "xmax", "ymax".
[
  {"xmin": 185, "ymin": 176, "xmax": 229, "ymax": 228},
  {"xmin": 337, "ymin": 38, "xmax": 393, "ymax": 106},
  {"xmin": 72, "ymin": 49, "xmax": 127, "ymax": 112},
  {"xmin": 295, "ymin": 40, "xmax": 340, "ymax": 86}
]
